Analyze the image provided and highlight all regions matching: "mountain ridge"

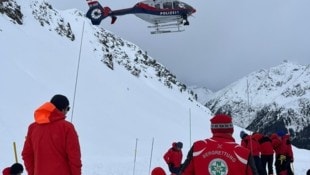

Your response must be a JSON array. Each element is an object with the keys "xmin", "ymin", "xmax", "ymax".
[
  {"xmin": 1, "ymin": 0, "xmax": 199, "ymax": 100},
  {"xmin": 204, "ymin": 61, "xmax": 310, "ymax": 149}
]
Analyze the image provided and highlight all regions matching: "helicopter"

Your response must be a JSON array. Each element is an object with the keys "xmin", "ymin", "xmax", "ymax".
[{"xmin": 85, "ymin": 0, "xmax": 196, "ymax": 34}]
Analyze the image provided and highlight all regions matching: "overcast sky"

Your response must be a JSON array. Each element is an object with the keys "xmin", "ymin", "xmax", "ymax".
[{"xmin": 52, "ymin": 0, "xmax": 310, "ymax": 91}]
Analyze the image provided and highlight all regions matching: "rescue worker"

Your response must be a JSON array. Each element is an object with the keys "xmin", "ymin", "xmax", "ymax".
[
  {"xmin": 164, "ymin": 141, "xmax": 183, "ymax": 175},
  {"xmin": 180, "ymin": 114, "xmax": 258, "ymax": 175},
  {"xmin": 271, "ymin": 130, "xmax": 293, "ymax": 175},
  {"xmin": 259, "ymin": 134, "xmax": 274, "ymax": 175},
  {"xmin": 22, "ymin": 94, "xmax": 82, "ymax": 175},
  {"xmin": 240, "ymin": 131, "xmax": 265, "ymax": 175}
]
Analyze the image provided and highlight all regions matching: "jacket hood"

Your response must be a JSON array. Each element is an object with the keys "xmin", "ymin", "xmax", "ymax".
[
  {"xmin": 172, "ymin": 142, "xmax": 177, "ymax": 148},
  {"xmin": 252, "ymin": 133, "xmax": 263, "ymax": 141},
  {"xmin": 34, "ymin": 102, "xmax": 65, "ymax": 124},
  {"xmin": 270, "ymin": 133, "xmax": 279, "ymax": 140}
]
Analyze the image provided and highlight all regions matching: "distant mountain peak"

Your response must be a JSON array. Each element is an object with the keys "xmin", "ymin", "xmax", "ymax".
[{"xmin": 205, "ymin": 62, "xmax": 310, "ymax": 149}]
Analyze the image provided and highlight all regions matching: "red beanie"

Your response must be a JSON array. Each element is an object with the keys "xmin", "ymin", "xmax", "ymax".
[
  {"xmin": 210, "ymin": 114, "xmax": 234, "ymax": 134},
  {"xmin": 151, "ymin": 167, "xmax": 166, "ymax": 175}
]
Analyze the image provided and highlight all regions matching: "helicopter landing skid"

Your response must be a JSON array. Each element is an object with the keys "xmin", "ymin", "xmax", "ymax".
[{"xmin": 148, "ymin": 23, "xmax": 185, "ymax": 34}]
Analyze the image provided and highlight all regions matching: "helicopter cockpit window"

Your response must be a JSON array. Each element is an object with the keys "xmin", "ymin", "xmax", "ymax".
[
  {"xmin": 177, "ymin": 2, "xmax": 186, "ymax": 8},
  {"xmin": 163, "ymin": 2, "xmax": 172, "ymax": 9},
  {"xmin": 179, "ymin": 2, "xmax": 189, "ymax": 9}
]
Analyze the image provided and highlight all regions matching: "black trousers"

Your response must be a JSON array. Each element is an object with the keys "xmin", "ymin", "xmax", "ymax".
[
  {"xmin": 254, "ymin": 156, "xmax": 267, "ymax": 175},
  {"xmin": 275, "ymin": 155, "xmax": 289, "ymax": 175},
  {"xmin": 169, "ymin": 165, "xmax": 181, "ymax": 174},
  {"xmin": 261, "ymin": 154, "xmax": 274, "ymax": 175}
]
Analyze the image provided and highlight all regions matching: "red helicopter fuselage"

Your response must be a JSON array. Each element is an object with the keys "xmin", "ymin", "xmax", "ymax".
[{"xmin": 86, "ymin": 0, "xmax": 196, "ymax": 28}]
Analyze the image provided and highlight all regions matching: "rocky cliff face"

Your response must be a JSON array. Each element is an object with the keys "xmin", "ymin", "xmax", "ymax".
[
  {"xmin": 0, "ymin": 0, "xmax": 23, "ymax": 24},
  {"xmin": 205, "ymin": 61, "xmax": 310, "ymax": 149},
  {"xmin": 1, "ymin": 0, "xmax": 198, "ymax": 101}
]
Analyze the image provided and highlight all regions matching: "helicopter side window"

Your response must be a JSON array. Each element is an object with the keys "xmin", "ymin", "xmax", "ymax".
[
  {"xmin": 163, "ymin": 2, "xmax": 172, "ymax": 9},
  {"xmin": 173, "ymin": 1, "xmax": 180, "ymax": 9},
  {"xmin": 155, "ymin": 4, "xmax": 161, "ymax": 9}
]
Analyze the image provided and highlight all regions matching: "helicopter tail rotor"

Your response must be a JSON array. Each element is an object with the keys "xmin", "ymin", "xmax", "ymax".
[{"xmin": 86, "ymin": 1, "xmax": 112, "ymax": 25}]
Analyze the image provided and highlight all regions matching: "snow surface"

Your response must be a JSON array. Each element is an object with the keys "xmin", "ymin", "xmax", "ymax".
[{"xmin": 0, "ymin": 0, "xmax": 310, "ymax": 174}]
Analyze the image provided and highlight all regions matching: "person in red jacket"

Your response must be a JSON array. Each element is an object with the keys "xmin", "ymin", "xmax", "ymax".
[
  {"xmin": 164, "ymin": 141, "xmax": 183, "ymax": 175},
  {"xmin": 22, "ymin": 94, "xmax": 82, "ymax": 175},
  {"xmin": 271, "ymin": 131, "xmax": 292, "ymax": 175},
  {"xmin": 180, "ymin": 114, "xmax": 258, "ymax": 175},
  {"xmin": 281, "ymin": 132, "xmax": 294, "ymax": 175},
  {"xmin": 259, "ymin": 134, "xmax": 274, "ymax": 175},
  {"xmin": 2, "ymin": 163, "xmax": 24, "ymax": 175},
  {"xmin": 240, "ymin": 131, "xmax": 265, "ymax": 175},
  {"xmin": 282, "ymin": 134, "xmax": 293, "ymax": 162}
]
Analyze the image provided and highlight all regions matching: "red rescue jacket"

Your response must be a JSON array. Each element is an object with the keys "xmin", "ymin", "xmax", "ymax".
[
  {"xmin": 22, "ymin": 102, "xmax": 82, "ymax": 175},
  {"xmin": 241, "ymin": 134, "xmax": 261, "ymax": 156},
  {"xmin": 282, "ymin": 134, "xmax": 294, "ymax": 160},
  {"xmin": 182, "ymin": 134, "xmax": 253, "ymax": 175},
  {"xmin": 259, "ymin": 136, "xmax": 274, "ymax": 155},
  {"xmin": 271, "ymin": 133, "xmax": 286, "ymax": 156},
  {"xmin": 163, "ymin": 143, "xmax": 183, "ymax": 168}
]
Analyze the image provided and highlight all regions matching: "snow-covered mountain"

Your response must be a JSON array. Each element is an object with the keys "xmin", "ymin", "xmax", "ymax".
[
  {"xmin": 0, "ymin": 0, "xmax": 197, "ymax": 98},
  {"xmin": 1, "ymin": 0, "xmax": 310, "ymax": 174},
  {"xmin": 188, "ymin": 86, "xmax": 213, "ymax": 105},
  {"xmin": 0, "ymin": 0, "xmax": 212, "ymax": 174},
  {"xmin": 205, "ymin": 61, "xmax": 310, "ymax": 149}
]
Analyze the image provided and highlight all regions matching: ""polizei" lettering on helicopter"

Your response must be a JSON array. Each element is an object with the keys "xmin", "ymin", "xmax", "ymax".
[{"xmin": 160, "ymin": 11, "xmax": 180, "ymax": 15}]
